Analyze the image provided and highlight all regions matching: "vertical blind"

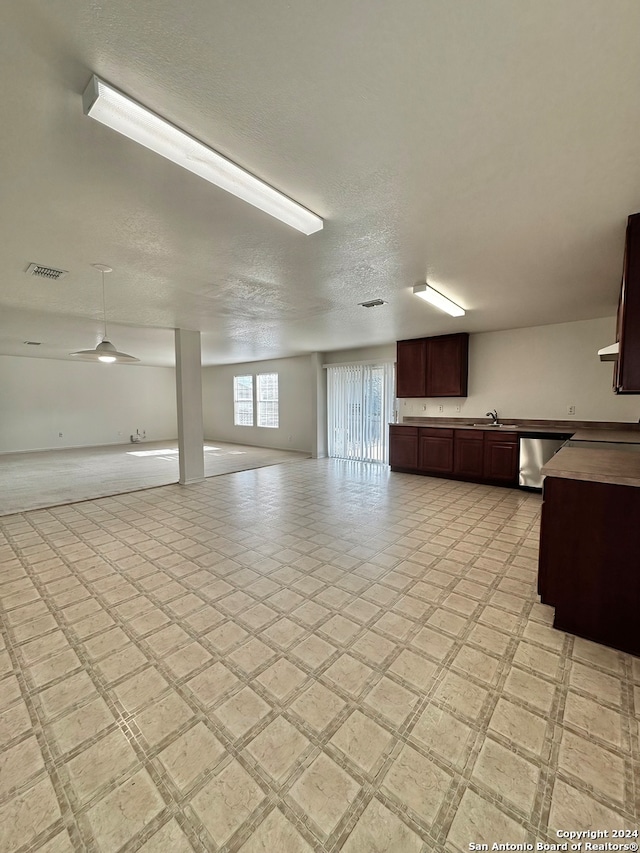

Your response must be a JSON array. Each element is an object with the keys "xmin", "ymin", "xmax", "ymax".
[{"xmin": 327, "ymin": 362, "xmax": 395, "ymax": 462}]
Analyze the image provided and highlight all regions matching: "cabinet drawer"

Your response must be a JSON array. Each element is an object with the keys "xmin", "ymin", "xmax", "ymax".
[
  {"xmin": 454, "ymin": 429, "xmax": 483, "ymax": 440},
  {"xmin": 420, "ymin": 427, "xmax": 453, "ymax": 438},
  {"xmin": 390, "ymin": 426, "xmax": 417, "ymax": 437},
  {"xmin": 483, "ymin": 431, "xmax": 518, "ymax": 442}
]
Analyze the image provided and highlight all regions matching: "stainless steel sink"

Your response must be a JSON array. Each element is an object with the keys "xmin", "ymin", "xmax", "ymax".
[{"xmin": 471, "ymin": 423, "xmax": 518, "ymax": 428}]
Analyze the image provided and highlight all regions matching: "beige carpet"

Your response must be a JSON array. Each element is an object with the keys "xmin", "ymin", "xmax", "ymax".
[{"xmin": 0, "ymin": 440, "xmax": 310, "ymax": 516}]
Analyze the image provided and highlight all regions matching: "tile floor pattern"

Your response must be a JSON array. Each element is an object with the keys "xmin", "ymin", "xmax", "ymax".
[{"xmin": 0, "ymin": 459, "xmax": 638, "ymax": 853}]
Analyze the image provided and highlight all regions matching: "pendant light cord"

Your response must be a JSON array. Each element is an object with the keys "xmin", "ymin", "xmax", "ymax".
[{"xmin": 101, "ymin": 269, "xmax": 108, "ymax": 340}]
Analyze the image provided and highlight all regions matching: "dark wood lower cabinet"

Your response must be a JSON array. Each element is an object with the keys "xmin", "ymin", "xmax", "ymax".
[
  {"xmin": 388, "ymin": 426, "xmax": 418, "ymax": 469},
  {"xmin": 390, "ymin": 427, "xmax": 518, "ymax": 486},
  {"xmin": 453, "ymin": 432, "xmax": 484, "ymax": 478},
  {"xmin": 418, "ymin": 429, "xmax": 453, "ymax": 474},
  {"xmin": 483, "ymin": 433, "xmax": 518, "ymax": 483},
  {"xmin": 539, "ymin": 476, "xmax": 640, "ymax": 656}
]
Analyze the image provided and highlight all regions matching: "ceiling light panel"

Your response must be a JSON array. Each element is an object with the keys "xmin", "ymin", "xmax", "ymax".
[
  {"xmin": 83, "ymin": 76, "xmax": 323, "ymax": 235},
  {"xmin": 413, "ymin": 284, "xmax": 465, "ymax": 317}
]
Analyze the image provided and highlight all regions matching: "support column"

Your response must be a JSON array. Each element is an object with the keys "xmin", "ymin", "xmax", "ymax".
[
  {"xmin": 175, "ymin": 329, "xmax": 204, "ymax": 485},
  {"xmin": 310, "ymin": 352, "xmax": 327, "ymax": 458}
]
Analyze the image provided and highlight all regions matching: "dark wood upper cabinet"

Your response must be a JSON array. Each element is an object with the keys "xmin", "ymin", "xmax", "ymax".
[
  {"xmin": 396, "ymin": 339, "xmax": 427, "ymax": 397},
  {"xmin": 396, "ymin": 333, "xmax": 468, "ymax": 397},
  {"xmin": 615, "ymin": 212, "xmax": 640, "ymax": 393},
  {"xmin": 426, "ymin": 333, "xmax": 469, "ymax": 397}
]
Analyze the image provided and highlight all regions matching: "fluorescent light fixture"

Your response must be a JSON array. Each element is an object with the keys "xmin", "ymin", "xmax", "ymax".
[
  {"xmin": 82, "ymin": 75, "xmax": 323, "ymax": 235},
  {"xmin": 413, "ymin": 284, "xmax": 465, "ymax": 317}
]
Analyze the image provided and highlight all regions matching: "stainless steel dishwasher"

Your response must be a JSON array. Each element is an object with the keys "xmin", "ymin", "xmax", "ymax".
[{"xmin": 518, "ymin": 432, "xmax": 572, "ymax": 490}]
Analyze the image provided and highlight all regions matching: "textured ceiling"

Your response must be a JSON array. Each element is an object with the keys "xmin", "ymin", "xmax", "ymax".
[{"xmin": 1, "ymin": 0, "xmax": 639, "ymax": 367}]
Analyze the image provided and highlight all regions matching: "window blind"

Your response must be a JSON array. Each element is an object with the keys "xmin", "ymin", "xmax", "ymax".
[{"xmin": 327, "ymin": 362, "xmax": 395, "ymax": 462}]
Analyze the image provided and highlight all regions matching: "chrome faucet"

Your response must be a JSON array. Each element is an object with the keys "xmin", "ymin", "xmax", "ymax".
[{"xmin": 486, "ymin": 409, "xmax": 499, "ymax": 425}]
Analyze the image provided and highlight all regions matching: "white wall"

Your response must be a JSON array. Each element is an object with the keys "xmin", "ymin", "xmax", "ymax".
[
  {"xmin": 202, "ymin": 355, "xmax": 314, "ymax": 452},
  {"xmin": 0, "ymin": 356, "xmax": 177, "ymax": 453},
  {"xmin": 323, "ymin": 344, "xmax": 396, "ymax": 364},
  {"xmin": 400, "ymin": 317, "xmax": 639, "ymax": 423}
]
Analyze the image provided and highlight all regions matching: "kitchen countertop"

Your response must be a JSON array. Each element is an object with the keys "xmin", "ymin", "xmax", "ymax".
[
  {"xmin": 541, "ymin": 446, "xmax": 640, "ymax": 488},
  {"xmin": 570, "ymin": 429, "xmax": 640, "ymax": 444},
  {"xmin": 389, "ymin": 419, "xmax": 640, "ymax": 486},
  {"xmin": 391, "ymin": 419, "xmax": 640, "ymax": 436},
  {"xmin": 391, "ymin": 421, "xmax": 574, "ymax": 434}
]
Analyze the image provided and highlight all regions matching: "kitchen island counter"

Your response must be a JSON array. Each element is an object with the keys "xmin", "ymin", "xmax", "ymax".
[
  {"xmin": 570, "ymin": 428, "xmax": 640, "ymax": 443},
  {"xmin": 539, "ymin": 431, "xmax": 640, "ymax": 657},
  {"xmin": 541, "ymin": 445, "xmax": 640, "ymax": 487}
]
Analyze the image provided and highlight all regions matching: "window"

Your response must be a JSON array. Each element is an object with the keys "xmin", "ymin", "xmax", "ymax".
[
  {"xmin": 233, "ymin": 375, "xmax": 254, "ymax": 426},
  {"xmin": 257, "ymin": 373, "xmax": 279, "ymax": 428},
  {"xmin": 233, "ymin": 372, "xmax": 279, "ymax": 428}
]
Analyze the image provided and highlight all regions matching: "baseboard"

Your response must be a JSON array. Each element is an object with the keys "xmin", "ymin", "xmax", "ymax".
[
  {"xmin": 0, "ymin": 438, "xmax": 178, "ymax": 456},
  {"xmin": 203, "ymin": 436, "xmax": 310, "ymax": 454}
]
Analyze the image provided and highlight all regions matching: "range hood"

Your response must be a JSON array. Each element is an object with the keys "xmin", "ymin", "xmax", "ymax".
[{"xmin": 598, "ymin": 342, "xmax": 619, "ymax": 362}]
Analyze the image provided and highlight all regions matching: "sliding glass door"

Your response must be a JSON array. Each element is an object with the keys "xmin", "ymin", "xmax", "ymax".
[{"xmin": 327, "ymin": 363, "xmax": 395, "ymax": 462}]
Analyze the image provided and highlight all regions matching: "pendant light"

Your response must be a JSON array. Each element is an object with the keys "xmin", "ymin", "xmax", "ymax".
[{"xmin": 71, "ymin": 265, "xmax": 139, "ymax": 363}]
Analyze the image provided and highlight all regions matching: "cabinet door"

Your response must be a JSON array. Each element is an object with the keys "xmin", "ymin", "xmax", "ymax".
[
  {"xmin": 453, "ymin": 431, "xmax": 484, "ymax": 478},
  {"xmin": 396, "ymin": 339, "xmax": 427, "ymax": 397},
  {"xmin": 539, "ymin": 476, "xmax": 640, "ymax": 656},
  {"xmin": 418, "ymin": 429, "xmax": 453, "ymax": 473},
  {"xmin": 615, "ymin": 212, "xmax": 640, "ymax": 393},
  {"xmin": 389, "ymin": 427, "xmax": 418, "ymax": 469},
  {"xmin": 483, "ymin": 435, "xmax": 518, "ymax": 483},
  {"xmin": 426, "ymin": 333, "xmax": 469, "ymax": 397}
]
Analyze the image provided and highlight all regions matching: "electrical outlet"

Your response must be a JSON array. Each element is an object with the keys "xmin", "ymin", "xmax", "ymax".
[
  {"xmin": 567, "ymin": 405, "xmax": 576, "ymax": 415},
  {"xmin": 438, "ymin": 405, "xmax": 444, "ymax": 413}
]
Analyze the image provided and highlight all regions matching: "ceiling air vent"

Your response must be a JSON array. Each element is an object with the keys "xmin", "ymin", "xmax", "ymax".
[
  {"xmin": 26, "ymin": 263, "xmax": 68, "ymax": 281},
  {"xmin": 359, "ymin": 299, "xmax": 387, "ymax": 308}
]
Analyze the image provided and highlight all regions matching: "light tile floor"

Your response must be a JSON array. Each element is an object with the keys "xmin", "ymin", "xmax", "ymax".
[{"xmin": 0, "ymin": 459, "xmax": 638, "ymax": 852}]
